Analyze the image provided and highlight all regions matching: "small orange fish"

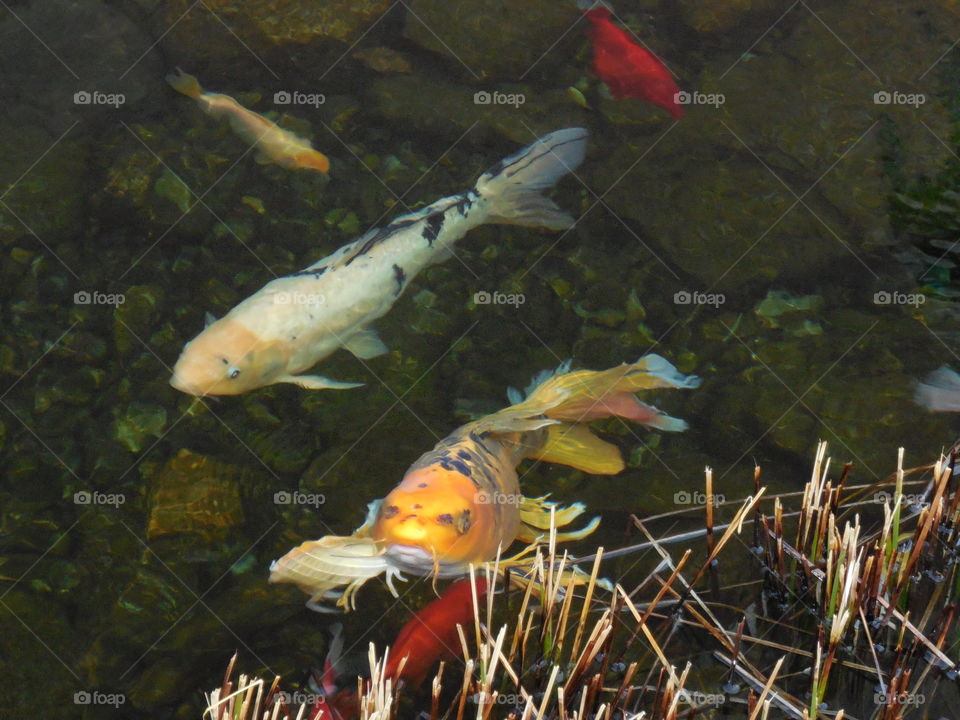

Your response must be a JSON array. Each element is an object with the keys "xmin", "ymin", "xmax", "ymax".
[
  {"xmin": 269, "ymin": 355, "xmax": 700, "ymax": 609},
  {"xmin": 166, "ymin": 70, "xmax": 330, "ymax": 173}
]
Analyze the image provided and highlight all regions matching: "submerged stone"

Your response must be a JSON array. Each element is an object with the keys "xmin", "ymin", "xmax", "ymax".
[{"xmin": 146, "ymin": 449, "xmax": 244, "ymax": 540}]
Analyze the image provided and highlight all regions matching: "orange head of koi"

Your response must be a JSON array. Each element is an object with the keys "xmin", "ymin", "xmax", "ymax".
[
  {"xmin": 372, "ymin": 466, "xmax": 493, "ymax": 565},
  {"xmin": 289, "ymin": 150, "xmax": 330, "ymax": 174},
  {"xmin": 170, "ymin": 318, "xmax": 286, "ymax": 396}
]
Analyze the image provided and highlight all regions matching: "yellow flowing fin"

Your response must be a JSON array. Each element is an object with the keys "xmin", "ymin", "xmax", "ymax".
[
  {"xmin": 268, "ymin": 535, "xmax": 390, "ymax": 611},
  {"xmin": 470, "ymin": 354, "xmax": 699, "ymax": 443},
  {"xmin": 519, "ymin": 495, "xmax": 587, "ymax": 528},
  {"xmin": 516, "ymin": 515, "xmax": 600, "ymax": 544},
  {"xmin": 529, "ymin": 423, "xmax": 625, "ymax": 474}
]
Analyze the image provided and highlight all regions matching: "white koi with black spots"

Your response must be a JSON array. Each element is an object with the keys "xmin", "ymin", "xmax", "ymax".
[{"xmin": 170, "ymin": 127, "xmax": 589, "ymax": 396}]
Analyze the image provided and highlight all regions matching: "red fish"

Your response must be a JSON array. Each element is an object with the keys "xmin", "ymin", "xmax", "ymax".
[
  {"xmin": 308, "ymin": 578, "xmax": 488, "ymax": 720},
  {"xmin": 584, "ymin": 7, "xmax": 682, "ymax": 120},
  {"xmin": 384, "ymin": 577, "xmax": 489, "ymax": 688}
]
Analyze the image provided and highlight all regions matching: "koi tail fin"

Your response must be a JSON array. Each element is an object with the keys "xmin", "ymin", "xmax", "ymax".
[
  {"xmin": 915, "ymin": 365, "xmax": 960, "ymax": 412},
  {"xmin": 165, "ymin": 69, "xmax": 203, "ymax": 99},
  {"xmin": 475, "ymin": 127, "xmax": 587, "ymax": 230},
  {"xmin": 476, "ymin": 355, "xmax": 699, "ymax": 474}
]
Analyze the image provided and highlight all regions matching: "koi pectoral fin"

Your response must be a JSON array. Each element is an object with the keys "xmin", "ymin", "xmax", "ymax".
[
  {"xmin": 342, "ymin": 328, "xmax": 388, "ymax": 359},
  {"xmin": 279, "ymin": 374, "xmax": 364, "ymax": 390}
]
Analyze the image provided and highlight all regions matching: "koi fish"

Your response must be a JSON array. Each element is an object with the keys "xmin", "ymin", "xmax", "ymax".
[
  {"xmin": 384, "ymin": 577, "xmax": 488, "ymax": 687},
  {"xmin": 915, "ymin": 365, "xmax": 960, "ymax": 412},
  {"xmin": 307, "ymin": 578, "xmax": 487, "ymax": 720},
  {"xmin": 169, "ymin": 127, "xmax": 589, "ymax": 396},
  {"xmin": 583, "ymin": 6, "xmax": 683, "ymax": 120},
  {"xmin": 166, "ymin": 69, "xmax": 330, "ymax": 173},
  {"xmin": 269, "ymin": 355, "xmax": 699, "ymax": 610}
]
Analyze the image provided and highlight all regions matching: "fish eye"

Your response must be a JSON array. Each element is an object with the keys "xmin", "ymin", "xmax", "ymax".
[
  {"xmin": 382, "ymin": 505, "xmax": 400, "ymax": 519},
  {"xmin": 228, "ymin": 367, "xmax": 241, "ymax": 379}
]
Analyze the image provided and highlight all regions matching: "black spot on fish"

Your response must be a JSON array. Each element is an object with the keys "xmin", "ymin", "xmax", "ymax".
[
  {"xmin": 422, "ymin": 212, "xmax": 444, "ymax": 246},
  {"xmin": 456, "ymin": 191, "xmax": 474, "ymax": 215},
  {"xmin": 450, "ymin": 459, "xmax": 472, "ymax": 478},
  {"xmin": 288, "ymin": 265, "xmax": 327, "ymax": 279},
  {"xmin": 413, "ymin": 504, "xmax": 422, "ymax": 509},
  {"xmin": 382, "ymin": 505, "xmax": 400, "ymax": 518},
  {"xmin": 418, "ymin": 482, "xmax": 428, "ymax": 488},
  {"xmin": 457, "ymin": 449, "xmax": 472, "ymax": 461},
  {"xmin": 437, "ymin": 513, "xmax": 454, "ymax": 526},
  {"xmin": 392, "ymin": 264, "xmax": 406, "ymax": 296}
]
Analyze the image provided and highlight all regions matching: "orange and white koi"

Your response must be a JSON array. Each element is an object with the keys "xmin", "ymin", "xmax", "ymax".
[
  {"xmin": 169, "ymin": 128, "xmax": 588, "ymax": 396},
  {"xmin": 166, "ymin": 69, "xmax": 330, "ymax": 173},
  {"xmin": 269, "ymin": 355, "xmax": 699, "ymax": 610}
]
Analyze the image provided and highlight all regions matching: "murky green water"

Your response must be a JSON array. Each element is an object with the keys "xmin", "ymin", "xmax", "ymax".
[{"xmin": 2, "ymin": 0, "xmax": 960, "ymax": 717}]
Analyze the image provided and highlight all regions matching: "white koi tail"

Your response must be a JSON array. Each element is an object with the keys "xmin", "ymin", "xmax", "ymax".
[
  {"xmin": 166, "ymin": 69, "xmax": 203, "ymax": 99},
  {"xmin": 475, "ymin": 127, "xmax": 588, "ymax": 230},
  {"xmin": 915, "ymin": 365, "xmax": 960, "ymax": 412},
  {"xmin": 473, "ymin": 355, "xmax": 699, "ymax": 475}
]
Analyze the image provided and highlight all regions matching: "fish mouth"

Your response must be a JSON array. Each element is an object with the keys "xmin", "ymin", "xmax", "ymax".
[
  {"xmin": 385, "ymin": 544, "xmax": 464, "ymax": 577},
  {"xmin": 169, "ymin": 372, "xmax": 204, "ymax": 396}
]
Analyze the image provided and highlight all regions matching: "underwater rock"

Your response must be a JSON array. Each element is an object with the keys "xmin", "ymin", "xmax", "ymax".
[
  {"xmin": 153, "ymin": 0, "xmax": 392, "ymax": 72},
  {"xmin": 367, "ymin": 75, "xmax": 588, "ymax": 144},
  {"xmin": 146, "ymin": 449, "xmax": 244, "ymax": 540},
  {"xmin": 353, "ymin": 46, "xmax": 414, "ymax": 73},
  {"xmin": 0, "ymin": 0, "xmax": 163, "ymax": 128},
  {"xmin": 403, "ymin": 0, "xmax": 579, "ymax": 80},
  {"xmin": 114, "ymin": 402, "xmax": 168, "ymax": 453},
  {"xmin": 0, "ymin": 124, "xmax": 88, "ymax": 251},
  {"xmin": 677, "ymin": 0, "xmax": 783, "ymax": 33},
  {"xmin": 114, "ymin": 284, "xmax": 165, "ymax": 356}
]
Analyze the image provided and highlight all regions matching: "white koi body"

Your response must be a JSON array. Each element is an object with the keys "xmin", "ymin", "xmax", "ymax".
[{"xmin": 170, "ymin": 128, "xmax": 589, "ymax": 395}]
